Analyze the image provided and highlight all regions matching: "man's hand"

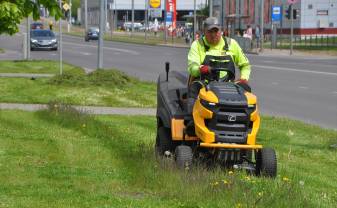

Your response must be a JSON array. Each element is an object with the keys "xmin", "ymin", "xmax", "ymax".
[
  {"xmin": 236, "ymin": 79, "xmax": 248, "ymax": 85},
  {"xmin": 199, "ymin": 65, "xmax": 210, "ymax": 74},
  {"xmin": 236, "ymin": 79, "xmax": 251, "ymax": 92}
]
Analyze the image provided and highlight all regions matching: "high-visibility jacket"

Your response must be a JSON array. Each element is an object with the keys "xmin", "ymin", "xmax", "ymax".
[{"xmin": 187, "ymin": 36, "xmax": 251, "ymax": 80}]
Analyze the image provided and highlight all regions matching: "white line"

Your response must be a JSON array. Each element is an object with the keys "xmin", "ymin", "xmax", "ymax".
[
  {"xmin": 80, "ymin": 52, "xmax": 92, "ymax": 56},
  {"xmin": 253, "ymin": 64, "xmax": 337, "ymax": 76},
  {"xmin": 299, "ymin": 86, "xmax": 308, "ymax": 89},
  {"xmin": 63, "ymin": 41, "xmax": 140, "ymax": 55}
]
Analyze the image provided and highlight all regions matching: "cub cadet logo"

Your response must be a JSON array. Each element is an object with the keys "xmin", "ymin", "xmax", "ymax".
[
  {"xmin": 149, "ymin": 0, "xmax": 161, "ymax": 8},
  {"xmin": 228, "ymin": 115, "xmax": 236, "ymax": 122}
]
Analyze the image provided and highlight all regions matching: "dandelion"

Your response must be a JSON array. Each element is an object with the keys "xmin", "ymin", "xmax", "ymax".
[
  {"xmin": 282, "ymin": 177, "xmax": 290, "ymax": 182},
  {"xmin": 245, "ymin": 176, "xmax": 251, "ymax": 181},
  {"xmin": 222, "ymin": 180, "xmax": 229, "ymax": 185},
  {"xmin": 210, "ymin": 181, "xmax": 219, "ymax": 186},
  {"xmin": 82, "ymin": 124, "xmax": 86, "ymax": 128},
  {"xmin": 258, "ymin": 192, "xmax": 263, "ymax": 197},
  {"xmin": 235, "ymin": 203, "xmax": 242, "ymax": 208},
  {"xmin": 228, "ymin": 171, "xmax": 234, "ymax": 175},
  {"xmin": 299, "ymin": 180, "xmax": 305, "ymax": 186}
]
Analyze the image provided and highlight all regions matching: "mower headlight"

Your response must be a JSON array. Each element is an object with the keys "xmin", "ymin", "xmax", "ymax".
[
  {"xmin": 247, "ymin": 104, "xmax": 256, "ymax": 114},
  {"xmin": 200, "ymin": 99, "xmax": 216, "ymax": 110}
]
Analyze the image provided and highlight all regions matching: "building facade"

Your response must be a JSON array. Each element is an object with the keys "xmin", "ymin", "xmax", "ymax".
[{"xmin": 212, "ymin": 0, "xmax": 337, "ymax": 35}]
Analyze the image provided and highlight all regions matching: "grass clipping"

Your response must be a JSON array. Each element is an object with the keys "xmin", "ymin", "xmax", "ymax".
[{"xmin": 48, "ymin": 69, "xmax": 138, "ymax": 88}]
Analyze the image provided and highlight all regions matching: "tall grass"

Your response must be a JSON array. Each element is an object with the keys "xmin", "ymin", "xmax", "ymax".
[{"xmin": 0, "ymin": 107, "xmax": 336, "ymax": 207}]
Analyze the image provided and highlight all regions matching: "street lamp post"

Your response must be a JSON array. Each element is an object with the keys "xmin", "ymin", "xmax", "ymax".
[{"xmin": 98, "ymin": 0, "xmax": 104, "ymax": 69}]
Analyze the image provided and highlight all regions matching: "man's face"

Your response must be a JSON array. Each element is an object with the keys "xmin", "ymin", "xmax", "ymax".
[{"xmin": 205, "ymin": 28, "xmax": 221, "ymax": 45}]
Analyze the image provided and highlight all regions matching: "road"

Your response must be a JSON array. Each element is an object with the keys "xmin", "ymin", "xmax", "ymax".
[{"xmin": 0, "ymin": 33, "xmax": 336, "ymax": 129}]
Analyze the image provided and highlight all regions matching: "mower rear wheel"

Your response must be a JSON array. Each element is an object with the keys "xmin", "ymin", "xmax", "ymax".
[
  {"xmin": 155, "ymin": 127, "xmax": 173, "ymax": 157},
  {"xmin": 256, "ymin": 148, "xmax": 277, "ymax": 178},
  {"xmin": 175, "ymin": 145, "xmax": 193, "ymax": 169}
]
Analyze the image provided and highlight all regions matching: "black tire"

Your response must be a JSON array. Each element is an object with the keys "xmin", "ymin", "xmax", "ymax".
[
  {"xmin": 155, "ymin": 127, "xmax": 173, "ymax": 157},
  {"xmin": 175, "ymin": 145, "xmax": 193, "ymax": 169},
  {"xmin": 256, "ymin": 148, "xmax": 277, "ymax": 178}
]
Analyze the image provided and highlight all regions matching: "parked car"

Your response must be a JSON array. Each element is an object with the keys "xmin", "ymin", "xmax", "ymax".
[
  {"xmin": 30, "ymin": 29, "xmax": 58, "ymax": 51},
  {"xmin": 123, "ymin": 22, "xmax": 143, "ymax": 31},
  {"xmin": 85, "ymin": 27, "xmax": 99, "ymax": 41},
  {"xmin": 31, "ymin": 22, "xmax": 44, "ymax": 30}
]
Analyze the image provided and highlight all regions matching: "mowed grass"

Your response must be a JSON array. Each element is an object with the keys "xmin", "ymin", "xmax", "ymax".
[
  {"xmin": 0, "ymin": 108, "xmax": 336, "ymax": 207},
  {"xmin": 0, "ymin": 60, "xmax": 83, "ymax": 74},
  {"xmin": 0, "ymin": 61, "xmax": 156, "ymax": 107}
]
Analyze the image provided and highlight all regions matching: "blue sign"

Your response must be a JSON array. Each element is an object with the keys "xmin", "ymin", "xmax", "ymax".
[
  {"xmin": 272, "ymin": 6, "xmax": 282, "ymax": 22},
  {"xmin": 166, "ymin": 12, "xmax": 172, "ymax": 23}
]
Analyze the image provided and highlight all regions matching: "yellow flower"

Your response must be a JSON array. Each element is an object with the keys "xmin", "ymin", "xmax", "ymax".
[
  {"xmin": 282, "ymin": 177, "xmax": 290, "ymax": 182},
  {"xmin": 235, "ymin": 203, "xmax": 242, "ymax": 208},
  {"xmin": 258, "ymin": 192, "xmax": 263, "ymax": 197},
  {"xmin": 245, "ymin": 176, "xmax": 251, "ymax": 181},
  {"xmin": 82, "ymin": 124, "xmax": 86, "ymax": 128},
  {"xmin": 222, "ymin": 180, "xmax": 229, "ymax": 184},
  {"xmin": 228, "ymin": 171, "xmax": 234, "ymax": 175}
]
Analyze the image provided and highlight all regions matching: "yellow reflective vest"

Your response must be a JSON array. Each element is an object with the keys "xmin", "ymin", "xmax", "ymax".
[{"xmin": 187, "ymin": 36, "xmax": 251, "ymax": 80}]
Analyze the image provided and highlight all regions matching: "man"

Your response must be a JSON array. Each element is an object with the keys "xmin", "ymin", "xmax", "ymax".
[{"xmin": 185, "ymin": 17, "xmax": 251, "ymax": 130}]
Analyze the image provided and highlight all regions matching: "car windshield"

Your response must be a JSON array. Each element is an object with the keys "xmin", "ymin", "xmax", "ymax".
[
  {"xmin": 31, "ymin": 30, "xmax": 55, "ymax": 37},
  {"xmin": 89, "ymin": 28, "xmax": 99, "ymax": 32}
]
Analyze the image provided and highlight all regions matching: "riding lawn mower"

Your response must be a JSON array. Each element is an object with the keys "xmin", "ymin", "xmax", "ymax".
[{"xmin": 155, "ymin": 62, "xmax": 277, "ymax": 177}]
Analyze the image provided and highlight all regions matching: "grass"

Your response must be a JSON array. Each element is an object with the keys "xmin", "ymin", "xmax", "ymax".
[
  {"xmin": 0, "ymin": 60, "xmax": 156, "ymax": 107},
  {"xmin": 0, "ymin": 60, "xmax": 83, "ymax": 74},
  {"xmin": 0, "ymin": 107, "xmax": 336, "ymax": 207},
  {"xmin": 0, "ymin": 48, "xmax": 4, "ymax": 53}
]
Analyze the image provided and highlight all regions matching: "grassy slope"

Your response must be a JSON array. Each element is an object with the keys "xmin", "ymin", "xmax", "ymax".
[
  {"xmin": 0, "ymin": 60, "xmax": 156, "ymax": 107},
  {"xmin": 0, "ymin": 108, "xmax": 336, "ymax": 208},
  {"xmin": 0, "ymin": 60, "xmax": 83, "ymax": 74}
]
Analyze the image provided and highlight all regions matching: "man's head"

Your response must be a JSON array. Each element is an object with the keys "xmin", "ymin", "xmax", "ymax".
[{"xmin": 203, "ymin": 17, "xmax": 221, "ymax": 45}]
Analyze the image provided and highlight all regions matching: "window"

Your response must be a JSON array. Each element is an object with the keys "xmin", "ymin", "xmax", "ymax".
[
  {"xmin": 317, "ymin": 10, "xmax": 328, "ymax": 15},
  {"xmin": 308, "ymin": 4, "xmax": 313, "ymax": 9},
  {"xmin": 329, "ymin": 22, "xmax": 334, "ymax": 27}
]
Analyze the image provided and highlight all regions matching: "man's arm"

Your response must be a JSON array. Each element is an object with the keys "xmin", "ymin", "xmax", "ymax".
[
  {"xmin": 188, "ymin": 41, "xmax": 202, "ymax": 77},
  {"xmin": 230, "ymin": 39, "xmax": 251, "ymax": 80}
]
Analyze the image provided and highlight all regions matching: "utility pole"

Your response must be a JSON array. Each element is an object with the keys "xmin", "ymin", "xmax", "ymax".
[
  {"xmin": 290, "ymin": 3, "xmax": 293, "ymax": 55},
  {"xmin": 131, "ymin": 0, "xmax": 135, "ymax": 36},
  {"xmin": 193, "ymin": 0, "xmax": 197, "ymax": 40},
  {"xmin": 59, "ymin": 0, "xmax": 63, "ymax": 75},
  {"xmin": 69, "ymin": 0, "xmax": 72, "ymax": 32},
  {"xmin": 84, "ymin": 0, "xmax": 88, "ymax": 34},
  {"xmin": 260, "ymin": 0, "xmax": 264, "ymax": 52},
  {"xmin": 98, "ymin": 0, "xmax": 104, "ymax": 69},
  {"xmin": 164, "ymin": 0, "xmax": 167, "ymax": 43},
  {"xmin": 145, "ymin": 0, "xmax": 148, "ymax": 41},
  {"xmin": 209, "ymin": 0, "xmax": 213, "ymax": 17},
  {"xmin": 26, "ymin": 17, "xmax": 30, "ymax": 60}
]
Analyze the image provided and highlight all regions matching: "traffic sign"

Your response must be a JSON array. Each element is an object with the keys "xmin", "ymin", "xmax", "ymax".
[
  {"xmin": 272, "ymin": 6, "xmax": 282, "ymax": 22},
  {"xmin": 63, "ymin": 3, "xmax": 70, "ymax": 11},
  {"xmin": 287, "ymin": 0, "xmax": 298, "ymax": 4}
]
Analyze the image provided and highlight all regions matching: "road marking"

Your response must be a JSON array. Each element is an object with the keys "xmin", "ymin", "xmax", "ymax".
[
  {"xmin": 253, "ymin": 64, "xmax": 337, "ymax": 76},
  {"xmin": 299, "ymin": 86, "xmax": 308, "ymax": 89},
  {"xmin": 332, "ymin": 91, "xmax": 337, "ymax": 94},
  {"xmin": 80, "ymin": 52, "xmax": 91, "ymax": 56},
  {"xmin": 63, "ymin": 41, "xmax": 140, "ymax": 55}
]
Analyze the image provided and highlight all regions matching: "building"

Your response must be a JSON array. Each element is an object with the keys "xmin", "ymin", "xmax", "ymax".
[
  {"xmin": 212, "ymin": 0, "xmax": 337, "ymax": 36},
  {"xmin": 80, "ymin": 0, "xmax": 207, "ymax": 28}
]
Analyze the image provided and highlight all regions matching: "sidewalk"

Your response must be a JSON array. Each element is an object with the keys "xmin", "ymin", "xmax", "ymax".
[{"xmin": 0, "ymin": 103, "xmax": 156, "ymax": 116}]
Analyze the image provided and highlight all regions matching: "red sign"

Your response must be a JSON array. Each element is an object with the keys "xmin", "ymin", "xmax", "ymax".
[{"xmin": 166, "ymin": 0, "xmax": 176, "ymax": 29}]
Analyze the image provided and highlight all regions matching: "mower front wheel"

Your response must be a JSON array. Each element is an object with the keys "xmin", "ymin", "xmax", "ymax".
[
  {"xmin": 175, "ymin": 145, "xmax": 193, "ymax": 169},
  {"xmin": 255, "ymin": 148, "xmax": 277, "ymax": 178}
]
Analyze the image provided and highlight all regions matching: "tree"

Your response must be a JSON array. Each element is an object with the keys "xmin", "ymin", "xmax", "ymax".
[{"xmin": 0, "ymin": 0, "xmax": 62, "ymax": 35}]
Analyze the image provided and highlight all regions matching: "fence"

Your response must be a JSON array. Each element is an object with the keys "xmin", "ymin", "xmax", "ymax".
[{"xmin": 265, "ymin": 34, "xmax": 337, "ymax": 49}]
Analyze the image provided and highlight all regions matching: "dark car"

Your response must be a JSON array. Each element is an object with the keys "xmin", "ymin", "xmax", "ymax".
[
  {"xmin": 31, "ymin": 22, "xmax": 44, "ymax": 30},
  {"xmin": 85, "ymin": 27, "xmax": 99, "ymax": 41},
  {"xmin": 30, "ymin": 29, "xmax": 58, "ymax": 51}
]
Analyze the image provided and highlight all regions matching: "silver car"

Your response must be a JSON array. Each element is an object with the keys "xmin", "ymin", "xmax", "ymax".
[{"xmin": 30, "ymin": 29, "xmax": 58, "ymax": 51}]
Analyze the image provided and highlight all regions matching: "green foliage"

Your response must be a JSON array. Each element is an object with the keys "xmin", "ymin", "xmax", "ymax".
[
  {"xmin": 48, "ymin": 69, "xmax": 138, "ymax": 88},
  {"xmin": 0, "ymin": 0, "xmax": 62, "ymax": 35}
]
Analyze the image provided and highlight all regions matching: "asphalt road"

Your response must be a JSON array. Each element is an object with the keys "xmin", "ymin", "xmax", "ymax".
[{"xmin": 1, "ymin": 33, "xmax": 336, "ymax": 129}]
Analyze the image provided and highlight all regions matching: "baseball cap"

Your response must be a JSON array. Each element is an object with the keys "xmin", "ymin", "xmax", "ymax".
[{"xmin": 203, "ymin": 17, "xmax": 220, "ymax": 31}]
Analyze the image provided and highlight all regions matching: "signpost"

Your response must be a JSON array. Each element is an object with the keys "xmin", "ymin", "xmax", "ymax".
[
  {"xmin": 287, "ymin": 0, "xmax": 298, "ymax": 55},
  {"xmin": 271, "ymin": 6, "xmax": 282, "ymax": 49}
]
